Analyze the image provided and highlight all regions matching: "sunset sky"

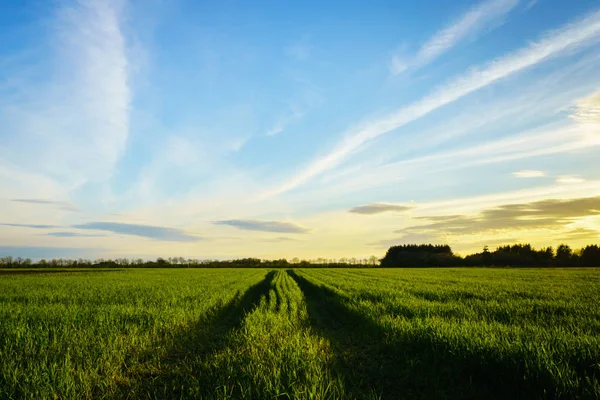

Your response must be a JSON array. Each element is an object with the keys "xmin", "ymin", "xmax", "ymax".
[{"xmin": 1, "ymin": 0, "xmax": 599, "ymax": 260}]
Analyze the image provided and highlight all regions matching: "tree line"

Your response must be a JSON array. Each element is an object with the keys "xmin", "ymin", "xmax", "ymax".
[
  {"xmin": 380, "ymin": 243, "xmax": 600, "ymax": 268},
  {"xmin": 1, "ymin": 243, "xmax": 599, "ymax": 269},
  {"xmin": 0, "ymin": 256, "xmax": 380, "ymax": 269}
]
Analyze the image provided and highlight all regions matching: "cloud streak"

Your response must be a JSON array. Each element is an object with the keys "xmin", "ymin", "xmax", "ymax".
[
  {"xmin": 12, "ymin": 198, "xmax": 80, "ymax": 212},
  {"xmin": 72, "ymin": 222, "xmax": 199, "ymax": 242},
  {"xmin": 349, "ymin": 203, "xmax": 413, "ymax": 215},
  {"xmin": 311, "ymin": 123, "xmax": 596, "ymax": 199},
  {"xmin": 0, "ymin": 0, "xmax": 131, "ymax": 187},
  {"xmin": 262, "ymin": 236, "xmax": 303, "ymax": 242},
  {"xmin": 43, "ymin": 232, "xmax": 106, "ymax": 238},
  {"xmin": 391, "ymin": 0, "xmax": 520, "ymax": 74},
  {"xmin": 267, "ymin": 9, "xmax": 600, "ymax": 197},
  {"xmin": 397, "ymin": 196, "xmax": 600, "ymax": 236},
  {"xmin": 555, "ymin": 175, "xmax": 586, "ymax": 184},
  {"xmin": 562, "ymin": 228, "xmax": 599, "ymax": 241},
  {"xmin": 513, "ymin": 170, "xmax": 546, "ymax": 178},
  {"xmin": 55, "ymin": 0, "xmax": 131, "ymax": 182},
  {"xmin": 570, "ymin": 89, "xmax": 600, "ymax": 125},
  {"xmin": 369, "ymin": 233, "xmax": 441, "ymax": 249},
  {"xmin": 1, "ymin": 223, "xmax": 60, "ymax": 229},
  {"xmin": 215, "ymin": 219, "xmax": 311, "ymax": 233},
  {"xmin": 265, "ymin": 105, "xmax": 306, "ymax": 137}
]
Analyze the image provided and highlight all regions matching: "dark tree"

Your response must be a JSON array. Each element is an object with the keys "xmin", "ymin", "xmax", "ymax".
[
  {"xmin": 581, "ymin": 245, "xmax": 600, "ymax": 266},
  {"xmin": 380, "ymin": 244, "xmax": 459, "ymax": 268},
  {"xmin": 556, "ymin": 244, "xmax": 573, "ymax": 263}
]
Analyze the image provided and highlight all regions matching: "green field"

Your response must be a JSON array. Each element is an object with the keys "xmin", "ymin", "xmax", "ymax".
[{"xmin": 0, "ymin": 268, "xmax": 599, "ymax": 399}]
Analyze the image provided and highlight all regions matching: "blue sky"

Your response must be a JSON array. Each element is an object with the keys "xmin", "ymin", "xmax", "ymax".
[{"xmin": 1, "ymin": 0, "xmax": 599, "ymax": 260}]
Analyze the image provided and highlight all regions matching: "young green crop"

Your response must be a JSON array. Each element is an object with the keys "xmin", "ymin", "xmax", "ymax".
[
  {"xmin": 126, "ymin": 270, "xmax": 344, "ymax": 399},
  {"xmin": 1, "ymin": 267, "xmax": 598, "ymax": 399},
  {"xmin": 295, "ymin": 268, "xmax": 600, "ymax": 399},
  {"xmin": 0, "ymin": 268, "xmax": 267, "ymax": 399}
]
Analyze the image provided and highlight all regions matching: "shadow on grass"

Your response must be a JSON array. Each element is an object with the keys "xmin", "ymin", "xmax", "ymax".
[
  {"xmin": 121, "ymin": 270, "xmax": 276, "ymax": 399},
  {"xmin": 286, "ymin": 270, "xmax": 574, "ymax": 400}
]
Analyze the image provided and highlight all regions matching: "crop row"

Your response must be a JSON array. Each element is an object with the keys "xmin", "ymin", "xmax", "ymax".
[{"xmin": 0, "ymin": 268, "xmax": 598, "ymax": 399}]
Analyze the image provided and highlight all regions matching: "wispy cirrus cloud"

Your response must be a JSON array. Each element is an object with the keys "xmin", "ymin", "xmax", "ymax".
[
  {"xmin": 349, "ymin": 54, "xmax": 600, "ymax": 173},
  {"xmin": 264, "ymin": 79, "xmax": 323, "ymax": 137},
  {"xmin": 265, "ymin": 105, "xmax": 307, "ymax": 137},
  {"xmin": 391, "ymin": 0, "xmax": 520, "ymax": 74},
  {"xmin": 555, "ymin": 175, "xmax": 586, "ymax": 184},
  {"xmin": 0, "ymin": 0, "xmax": 130, "ymax": 187},
  {"xmin": 262, "ymin": 236, "xmax": 303, "ymax": 242},
  {"xmin": 72, "ymin": 222, "xmax": 199, "ymax": 242},
  {"xmin": 12, "ymin": 198, "xmax": 80, "ymax": 212},
  {"xmin": 562, "ymin": 227, "xmax": 599, "ymax": 241},
  {"xmin": 368, "ymin": 233, "xmax": 440, "ymax": 249},
  {"xmin": 397, "ymin": 196, "xmax": 600, "ymax": 236},
  {"xmin": 1, "ymin": 223, "xmax": 60, "ymax": 229},
  {"xmin": 266, "ymin": 9, "xmax": 600, "ymax": 197},
  {"xmin": 513, "ymin": 170, "xmax": 546, "ymax": 178},
  {"xmin": 569, "ymin": 89, "xmax": 600, "ymax": 125},
  {"xmin": 524, "ymin": 0, "xmax": 538, "ymax": 12},
  {"xmin": 289, "ymin": 62, "xmax": 600, "ymax": 203},
  {"xmin": 349, "ymin": 203, "xmax": 413, "ymax": 215},
  {"xmin": 2, "ymin": 220, "xmax": 200, "ymax": 242},
  {"xmin": 215, "ymin": 219, "xmax": 311, "ymax": 233},
  {"xmin": 43, "ymin": 232, "xmax": 106, "ymax": 238},
  {"xmin": 295, "ymin": 122, "xmax": 597, "ymax": 203}
]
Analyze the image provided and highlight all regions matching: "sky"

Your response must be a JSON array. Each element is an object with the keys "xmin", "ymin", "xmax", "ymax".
[{"xmin": 1, "ymin": 0, "xmax": 599, "ymax": 261}]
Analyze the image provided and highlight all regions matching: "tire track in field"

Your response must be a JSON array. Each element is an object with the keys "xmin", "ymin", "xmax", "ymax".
[
  {"xmin": 287, "ymin": 269, "xmax": 522, "ymax": 400},
  {"xmin": 123, "ymin": 270, "xmax": 344, "ymax": 399},
  {"xmin": 217, "ymin": 270, "xmax": 342, "ymax": 399},
  {"xmin": 121, "ymin": 270, "xmax": 276, "ymax": 399}
]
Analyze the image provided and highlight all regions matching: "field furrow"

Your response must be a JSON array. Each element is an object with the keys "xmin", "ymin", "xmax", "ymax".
[
  {"xmin": 296, "ymin": 268, "xmax": 600, "ymax": 399},
  {"xmin": 1, "ymin": 267, "xmax": 599, "ymax": 399},
  {"xmin": 0, "ymin": 269, "xmax": 268, "ymax": 399},
  {"xmin": 122, "ymin": 269, "xmax": 345, "ymax": 399}
]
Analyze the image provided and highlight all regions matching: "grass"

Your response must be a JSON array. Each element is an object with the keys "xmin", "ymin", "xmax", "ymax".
[
  {"xmin": 0, "ymin": 268, "xmax": 599, "ymax": 399},
  {"xmin": 0, "ymin": 268, "xmax": 267, "ymax": 399}
]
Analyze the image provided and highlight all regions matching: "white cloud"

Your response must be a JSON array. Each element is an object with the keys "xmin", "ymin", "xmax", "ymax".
[
  {"xmin": 0, "ymin": 0, "xmax": 130, "ymax": 187},
  {"xmin": 286, "ymin": 120, "xmax": 598, "ymax": 205},
  {"xmin": 412, "ymin": 0, "xmax": 519, "ymax": 70},
  {"xmin": 265, "ymin": 9, "xmax": 600, "ymax": 197},
  {"xmin": 513, "ymin": 170, "xmax": 546, "ymax": 178},
  {"xmin": 346, "ymin": 52, "xmax": 600, "ymax": 172},
  {"xmin": 349, "ymin": 203, "xmax": 413, "ymax": 215},
  {"xmin": 263, "ymin": 81, "xmax": 323, "ymax": 137},
  {"xmin": 265, "ymin": 104, "xmax": 306, "ymax": 136},
  {"xmin": 128, "ymin": 134, "xmax": 203, "ymax": 202},
  {"xmin": 524, "ymin": 0, "xmax": 539, "ymax": 12},
  {"xmin": 265, "ymin": 125, "xmax": 285, "ymax": 137},
  {"xmin": 389, "ymin": 55, "xmax": 408, "ymax": 75},
  {"xmin": 0, "ymin": 162, "xmax": 64, "ymax": 200},
  {"xmin": 415, "ymin": 179, "xmax": 600, "ymax": 214},
  {"xmin": 570, "ymin": 90, "xmax": 600, "ymax": 125},
  {"xmin": 555, "ymin": 175, "xmax": 586, "ymax": 184}
]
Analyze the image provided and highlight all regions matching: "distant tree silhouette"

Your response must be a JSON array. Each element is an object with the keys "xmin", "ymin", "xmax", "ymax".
[
  {"xmin": 156, "ymin": 257, "xmax": 168, "ymax": 266},
  {"xmin": 556, "ymin": 244, "xmax": 573, "ymax": 263},
  {"xmin": 581, "ymin": 245, "xmax": 600, "ymax": 266},
  {"xmin": 462, "ymin": 243, "xmax": 600, "ymax": 267},
  {"xmin": 380, "ymin": 244, "xmax": 459, "ymax": 268},
  {"xmin": 1, "ymin": 242, "xmax": 599, "ymax": 269}
]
